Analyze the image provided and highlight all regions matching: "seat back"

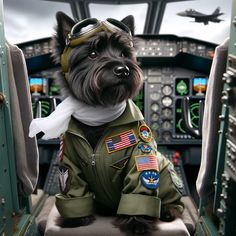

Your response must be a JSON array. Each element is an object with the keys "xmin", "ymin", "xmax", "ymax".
[
  {"xmin": 196, "ymin": 38, "xmax": 228, "ymax": 200},
  {"xmin": 6, "ymin": 42, "xmax": 39, "ymax": 196}
]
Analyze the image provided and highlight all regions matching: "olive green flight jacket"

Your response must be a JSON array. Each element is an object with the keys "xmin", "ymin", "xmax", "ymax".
[{"xmin": 55, "ymin": 99, "xmax": 183, "ymax": 218}]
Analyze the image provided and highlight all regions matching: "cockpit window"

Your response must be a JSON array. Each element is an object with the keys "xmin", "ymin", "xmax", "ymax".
[
  {"xmin": 160, "ymin": 0, "xmax": 232, "ymax": 44},
  {"xmin": 89, "ymin": 3, "xmax": 148, "ymax": 34},
  {"xmin": 3, "ymin": 0, "xmax": 233, "ymax": 45},
  {"xmin": 3, "ymin": 0, "xmax": 73, "ymax": 44}
]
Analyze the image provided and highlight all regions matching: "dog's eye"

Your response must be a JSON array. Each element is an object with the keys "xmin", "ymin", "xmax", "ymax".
[{"xmin": 89, "ymin": 51, "xmax": 97, "ymax": 59}]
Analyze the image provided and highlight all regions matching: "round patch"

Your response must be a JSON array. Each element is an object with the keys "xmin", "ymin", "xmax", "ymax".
[
  {"xmin": 138, "ymin": 143, "xmax": 153, "ymax": 153},
  {"xmin": 140, "ymin": 171, "xmax": 160, "ymax": 189},
  {"xmin": 168, "ymin": 164, "xmax": 184, "ymax": 190},
  {"xmin": 138, "ymin": 124, "xmax": 152, "ymax": 143}
]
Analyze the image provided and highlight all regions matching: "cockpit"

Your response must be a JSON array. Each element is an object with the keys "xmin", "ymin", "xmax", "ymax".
[{"xmin": 0, "ymin": 0, "xmax": 235, "ymax": 235}]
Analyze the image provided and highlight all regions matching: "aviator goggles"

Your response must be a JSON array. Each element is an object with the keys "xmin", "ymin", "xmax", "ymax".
[{"xmin": 61, "ymin": 18, "xmax": 133, "ymax": 77}]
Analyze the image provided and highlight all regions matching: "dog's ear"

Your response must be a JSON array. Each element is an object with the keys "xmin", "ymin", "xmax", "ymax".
[
  {"xmin": 56, "ymin": 11, "xmax": 76, "ymax": 51},
  {"xmin": 121, "ymin": 15, "xmax": 135, "ymax": 36}
]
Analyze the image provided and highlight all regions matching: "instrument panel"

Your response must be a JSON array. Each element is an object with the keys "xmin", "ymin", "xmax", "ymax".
[
  {"xmin": 136, "ymin": 35, "xmax": 215, "ymax": 59},
  {"xmin": 143, "ymin": 66, "xmax": 208, "ymax": 144},
  {"xmin": 18, "ymin": 34, "xmax": 216, "ymax": 146}
]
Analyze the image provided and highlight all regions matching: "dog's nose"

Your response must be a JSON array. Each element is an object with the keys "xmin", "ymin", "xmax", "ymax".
[{"xmin": 113, "ymin": 65, "xmax": 130, "ymax": 77}]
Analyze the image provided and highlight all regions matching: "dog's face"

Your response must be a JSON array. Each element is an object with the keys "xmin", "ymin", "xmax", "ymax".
[{"xmin": 52, "ymin": 12, "xmax": 143, "ymax": 106}]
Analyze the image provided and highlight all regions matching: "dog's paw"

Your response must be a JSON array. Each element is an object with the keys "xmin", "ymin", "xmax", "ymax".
[
  {"xmin": 160, "ymin": 206, "xmax": 182, "ymax": 222},
  {"xmin": 113, "ymin": 215, "xmax": 157, "ymax": 235},
  {"xmin": 56, "ymin": 215, "xmax": 95, "ymax": 228}
]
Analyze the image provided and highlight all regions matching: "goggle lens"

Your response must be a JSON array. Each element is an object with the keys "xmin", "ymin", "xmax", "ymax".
[{"xmin": 67, "ymin": 17, "xmax": 131, "ymax": 45}]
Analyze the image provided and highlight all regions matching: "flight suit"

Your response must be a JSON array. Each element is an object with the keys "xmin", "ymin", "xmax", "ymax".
[{"xmin": 56, "ymin": 99, "xmax": 184, "ymax": 219}]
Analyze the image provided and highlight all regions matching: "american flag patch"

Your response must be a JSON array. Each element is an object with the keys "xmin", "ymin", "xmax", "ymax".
[
  {"xmin": 105, "ymin": 130, "xmax": 137, "ymax": 153},
  {"xmin": 135, "ymin": 155, "xmax": 159, "ymax": 172}
]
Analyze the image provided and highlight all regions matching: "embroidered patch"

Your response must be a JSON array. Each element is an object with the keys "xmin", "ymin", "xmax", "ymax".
[
  {"xmin": 140, "ymin": 171, "xmax": 160, "ymax": 189},
  {"xmin": 105, "ymin": 130, "xmax": 137, "ymax": 153},
  {"xmin": 138, "ymin": 143, "xmax": 153, "ymax": 153},
  {"xmin": 59, "ymin": 136, "xmax": 65, "ymax": 162},
  {"xmin": 135, "ymin": 155, "xmax": 159, "ymax": 172},
  {"xmin": 110, "ymin": 156, "xmax": 130, "ymax": 170},
  {"xmin": 138, "ymin": 124, "xmax": 152, "ymax": 142},
  {"xmin": 168, "ymin": 163, "xmax": 184, "ymax": 191},
  {"xmin": 58, "ymin": 165, "xmax": 70, "ymax": 194}
]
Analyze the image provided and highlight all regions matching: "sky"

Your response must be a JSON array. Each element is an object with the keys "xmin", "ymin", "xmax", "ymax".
[
  {"xmin": 160, "ymin": 0, "xmax": 232, "ymax": 44},
  {"xmin": 2, "ymin": 0, "xmax": 233, "ymax": 45}
]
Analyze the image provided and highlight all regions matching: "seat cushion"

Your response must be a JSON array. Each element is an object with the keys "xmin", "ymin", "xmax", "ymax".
[{"xmin": 45, "ymin": 204, "xmax": 190, "ymax": 236}]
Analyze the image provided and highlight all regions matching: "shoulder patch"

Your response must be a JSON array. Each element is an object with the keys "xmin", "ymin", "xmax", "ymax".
[
  {"xmin": 138, "ymin": 143, "xmax": 153, "ymax": 153},
  {"xmin": 138, "ymin": 124, "xmax": 152, "ymax": 142},
  {"xmin": 58, "ymin": 165, "xmax": 70, "ymax": 194},
  {"xmin": 140, "ymin": 171, "xmax": 160, "ymax": 189},
  {"xmin": 135, "ymin": 155, "xmax": 159, "ymax": 172},
  {"xmin": 168, "ymin": 163, "xmax": 184, "ymax": 192},
  {"xmin": 105, "ymin": 130, "xmax": 137, "ymax": 153}
]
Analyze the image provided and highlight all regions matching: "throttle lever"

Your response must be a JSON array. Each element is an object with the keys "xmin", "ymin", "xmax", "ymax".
[{"xmin": 181, "ymin": 97, "xmax": 204, "ymax": 138}]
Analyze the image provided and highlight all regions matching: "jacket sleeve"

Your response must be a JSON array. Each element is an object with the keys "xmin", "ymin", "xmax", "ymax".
[
  {"xmin": 55, "ymin": 132, "xmax": 94, "ymax": 218},
  {"xmin": 117, "ymin": 136, "xmax": 183, "ymax": 218}
]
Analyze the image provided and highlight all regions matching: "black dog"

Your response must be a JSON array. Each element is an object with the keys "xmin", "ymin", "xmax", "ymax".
[{"xmin": 51, "ymin": 12, "xmax": 183, "ymax": 235}]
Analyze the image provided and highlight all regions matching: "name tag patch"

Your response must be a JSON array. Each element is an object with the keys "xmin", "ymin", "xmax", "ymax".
[
  {"xmin": 135, "ymin": 155, "xmax": 159, "ymax": 172},
  {"xmin": 105, "ymin": 130, "xmax": 137, "ymax": 153}
]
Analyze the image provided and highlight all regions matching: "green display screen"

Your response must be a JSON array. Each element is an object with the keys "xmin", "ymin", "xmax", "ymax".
[
  {"xmin": 175, "ymin": 78, "xmax": 189, "ymax": 96},
  {"xmin": 133, "ymin": 87, "xmax": 144, "ymax": 114}
]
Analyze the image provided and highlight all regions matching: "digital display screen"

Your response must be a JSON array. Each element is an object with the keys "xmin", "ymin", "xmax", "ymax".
[
  {"xmin": 32, "ymin": 98, "xmax": 61, "ymax": 118},
  {"xmin": 175, "ymin": 98, "xmax": 200, "ymax": 135},
  {"xmin": 192, "ymin": 77, "xmax": 208, "ymax": 96},
  {"xmin": 175, "ymin": 78, "xmax": 189, "ymax": 96},
  {"xmin": 48, "ymin": 78, "xmax": 60, "ymax": 96},
  {"xmin": 133, "ymin": 87, "xmax": 144, "ymax": 115},
  {"xmin": 29, "ymin": 77, "xmax": 46, "ymax": 95}
]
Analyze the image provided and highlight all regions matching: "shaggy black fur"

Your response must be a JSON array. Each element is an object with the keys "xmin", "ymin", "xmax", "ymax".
[{"xmin": 51, "ymin": 12, "xmax": 143, "ymax": 106}]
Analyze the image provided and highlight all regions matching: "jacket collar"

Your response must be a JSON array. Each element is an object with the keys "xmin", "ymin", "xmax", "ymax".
[
  {"xmin": 109, "ymin": 99, "xmax": 144, "ymax": 127},
  {"xmin": 67, "ymin": 99, "xmax": 144, "ymax": 135}
]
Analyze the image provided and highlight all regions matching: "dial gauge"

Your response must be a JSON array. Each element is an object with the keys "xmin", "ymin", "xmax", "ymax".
[
  {"xmin": 151, "ymin": 122, "xmax": 159, "ymax": 130},
  {"xmin": 162, "ymin": 131, "xmax": 172, "ymax": 142},
  {"xmin": 151, "ymin": 113, "xmax": 159, "ymax": 122},
  {"xmin": 162, "ymin": 85, "xmax": 172, "ymax": 96},
  {"xmin": 162, "ymin": 96, "xmax": 172, "ymax": 107},
  {"xmin": 162, "ymin": 121, "xmax": 172, "ymax": 130},
  {"xmin": 150, "ymin": 92, "xmax": 160, "ymax": 101},
  {"xmin": 162, "ymin": 108, "xmax": 172, "ymax": 119},
  {"xmin": 151, "ymin": 103, "xmax": 160, "ymax": 112}
]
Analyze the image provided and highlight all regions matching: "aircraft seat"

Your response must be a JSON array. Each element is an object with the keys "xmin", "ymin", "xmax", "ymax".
[
  {"xmin": 196, "ymin": 38, "xmax": 228, "ymax": 201},
  {"xmin": 44, "ymin": 201, "xmax": 190, "ymax": 236},
  {"xmin": 6, "ymin": 42, "xmax": 39, "ymax": 196},
  {"xmin": 36, "ymin": 195, "xmax": 196, "ymax": 236}
]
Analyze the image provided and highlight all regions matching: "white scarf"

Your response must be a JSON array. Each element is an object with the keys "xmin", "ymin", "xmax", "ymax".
[{"xmin": 29, "ymin": 96, "xmax": 126, "ymax": 140}]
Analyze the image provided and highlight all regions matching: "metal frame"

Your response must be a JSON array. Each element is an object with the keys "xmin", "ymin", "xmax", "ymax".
[
  {"xmin": 0, "ymin": 0, "xmax": 20, "ymax": 234},
  {"xmin": 43, "ymin": 0, "xmax": 192, "ymax": 33},
  {"xmin": 0, "ymin": 1, "xmax": 41, "ymax": 235}
]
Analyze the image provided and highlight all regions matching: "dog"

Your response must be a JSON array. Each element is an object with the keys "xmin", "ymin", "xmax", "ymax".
[{"xmin": 50, "ymin": 12, "xmax": 184, "ymax": 235}]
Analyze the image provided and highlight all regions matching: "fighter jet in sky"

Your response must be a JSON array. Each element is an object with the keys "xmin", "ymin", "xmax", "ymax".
[{"xmin": 177, "ymin": 7, "xmax": 224, "ymax": 25}]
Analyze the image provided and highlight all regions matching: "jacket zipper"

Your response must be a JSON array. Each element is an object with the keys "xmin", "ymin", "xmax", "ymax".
[
  {"xmin": 68, "ymin": 130, "xmax": 112, "ymax": 202},
  {"xmin": 91, "ymin": 153, "xmax": 96, "ymax": 166}
]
